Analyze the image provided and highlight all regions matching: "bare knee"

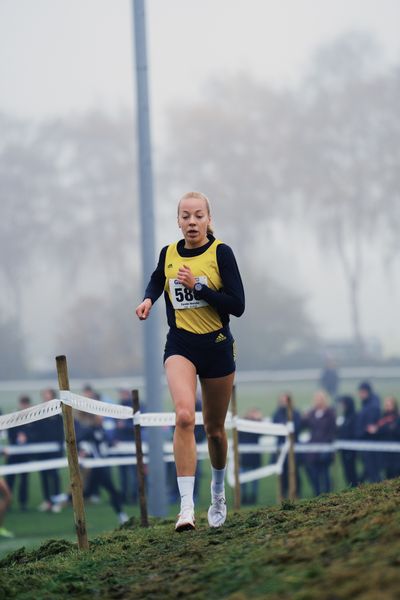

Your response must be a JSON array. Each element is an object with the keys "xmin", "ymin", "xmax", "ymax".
[
  {"xmin": 176, "ymin": 408, "xmax": 195, "ymax": 431},
  {"xmin": 205, "ymin": 423, "xmax": 225, "ymax": 444}
]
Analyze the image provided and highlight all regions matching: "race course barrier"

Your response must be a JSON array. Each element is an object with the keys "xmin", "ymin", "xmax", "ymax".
[
  {"xmin": 2, "ymin": 355, "xmax": 399, "ymax": 549},
  {"xmin": 0, "ymin": 355, "xmax": 295, "ymax": 548}
]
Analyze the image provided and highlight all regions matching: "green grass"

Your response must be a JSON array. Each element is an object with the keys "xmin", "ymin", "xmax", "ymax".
[{"xmin": 1, "ymin": 478, "xmax": 400, "ymax": 599}]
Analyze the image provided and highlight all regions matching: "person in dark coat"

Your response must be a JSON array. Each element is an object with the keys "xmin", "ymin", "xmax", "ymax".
[
  {"xmin": 302, "ymin": 391, "xmax": 336, "ymax": 496},
  {"xmin": 336, "ymin": 395, "xmax": 358, "ymax": 487},
  {"xmin": 239, "ymin": 408, "xmax": 263, "ymax": 505},
  {"xmin": 367, "ymin": 396, "xmax": 400, "ymax": 480},
  {"xmin": 113, "ymin": 390, "xmax": 138, "ymax": 504},
  {"xmin": 272, "ymin": 393, "xmax": 302, "ymax": 499},
  {"xmin": 5, "ymin": 396, "xmax": 34, "ymax": 510},
  {"xmin": 356, "ymin": 381, "xmax": 381, "ymax": 483},
  {"xmin": 78, "ymin": 414, "xmax": 128, "ymax": 525},
  {"xmin": 32, "ymin": 389, "xmax": 65, "ymax": 512},
  {"xmin": 319, "ymin": 358, "xmax": 339, "ymax": 399}
]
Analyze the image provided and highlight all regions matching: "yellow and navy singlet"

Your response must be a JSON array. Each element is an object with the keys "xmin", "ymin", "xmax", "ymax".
[{"xmin": 144, "ymin": 235, "xmax": 245, "ymax": 336}]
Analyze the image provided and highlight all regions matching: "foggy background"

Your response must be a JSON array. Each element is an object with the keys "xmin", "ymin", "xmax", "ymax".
[{"xmin": 1, "ymin": 0, "xmax": 400, "ymax": 378}]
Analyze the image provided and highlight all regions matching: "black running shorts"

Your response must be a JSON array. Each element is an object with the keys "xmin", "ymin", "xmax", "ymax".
[{"xmin": 163, "ymin": 326, "xmax": 236, "ymax": 378}]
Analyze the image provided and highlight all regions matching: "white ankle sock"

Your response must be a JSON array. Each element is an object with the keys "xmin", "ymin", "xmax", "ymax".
[
  {"xmin": 177, "ymin": 476, "xmax": 195, "ymax": 511},
  {"xmin": 211, "ymin": 466, "xmax": 226, "ymax": 496}
]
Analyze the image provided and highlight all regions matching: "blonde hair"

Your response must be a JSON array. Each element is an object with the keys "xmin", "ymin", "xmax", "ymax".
[{"xmin": 178, "ymin": 191, "xmax": 214, "ymax": 235}]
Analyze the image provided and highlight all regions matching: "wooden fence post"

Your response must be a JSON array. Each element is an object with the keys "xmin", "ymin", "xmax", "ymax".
[
  {"xmin": 286, "ymin": 395, "xmax": 297, "ymax": 501},
  {"xmin": 230, "ymin": 385, "xmax": 241, "ymax": 510},
  {"xmin": 56, "ymin": 355, "xmax": 89, "ymax": 550},
  {"xmin": 132, "ymin": 389, "xmax": 149, "ymax": 527}
]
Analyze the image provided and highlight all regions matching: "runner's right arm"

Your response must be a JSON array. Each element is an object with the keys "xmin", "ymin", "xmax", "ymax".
[{"xmin": 143, "ymin": 246, "xmax": 167, "ymax": 304}]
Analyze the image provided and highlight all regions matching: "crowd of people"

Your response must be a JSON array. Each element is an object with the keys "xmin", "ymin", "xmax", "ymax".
[
  {"xmin": 0, "ymin": 379, "xmax": 399, "ymax": 537},
  {"xmin": 240, "ymin": 381, "xmax": 400, "ymax": 504}
]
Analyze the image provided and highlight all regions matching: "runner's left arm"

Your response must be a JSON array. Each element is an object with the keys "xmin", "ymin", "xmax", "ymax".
[{"xmin": 194, "ymin": 244, "xmax": 245, "ymax": 317}]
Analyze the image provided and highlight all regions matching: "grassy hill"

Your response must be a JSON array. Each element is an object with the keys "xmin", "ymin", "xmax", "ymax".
[{"xmin": 1, "ymin": 478, "xmax": 400, "ymax": 600}]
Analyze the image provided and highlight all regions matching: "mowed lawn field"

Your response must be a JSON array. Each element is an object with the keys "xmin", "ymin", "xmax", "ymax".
[{"xmin": 1, "ymin": 377, "xmax": 399, "ymax": 561}]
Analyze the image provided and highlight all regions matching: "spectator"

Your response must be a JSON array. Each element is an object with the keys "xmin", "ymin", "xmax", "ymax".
[
  {"xmin": 239, "ymin": 408, "xmax": 263, "ymax": 505},
  {"xmin": 78, "ymin": 414, "xmax": 128, "ymax": 525},
  {"xmin": 319, "ymin": 358, "xmax": 339, "ymax": 399},
  {"xmin": 80, "ymin": 386, "xmax": 103, "ymax": 502},
  {"xmin": 33, "ymin": 388, "xmax": 64, "ymax": 513},
  {"xmin": 5, "ymin": 396, "xmax": 34, "ymax": 511},
  {"xmin": 367, "ymin": 396, "xmax": 400, "ymax": 480},
  {"xmin": 356, "ymin": 381, "xmax": 381, "ymax": 483},
  {"xmin": 114, "ymin": 389, "xmax": 137, "ymax": 504},
  {"xmin": 272, "ymin": 393, "xmax": 302, "ymax": 498},
  {"xmin": 336, "ymin": 395, "xmax": 358, "ymax": 487},
  {"xmin": 302, "ymin": 390, "xmax": 336, "ymax": 496},
  {"xmin": 0, "ymin": 478, "xmax": 13, "ymax": 538}
]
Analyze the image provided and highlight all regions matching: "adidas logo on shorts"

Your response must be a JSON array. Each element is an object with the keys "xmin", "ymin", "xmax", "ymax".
[{"xmin": 215, "ymin": 333, "xmax": 227, "ymax": 343}]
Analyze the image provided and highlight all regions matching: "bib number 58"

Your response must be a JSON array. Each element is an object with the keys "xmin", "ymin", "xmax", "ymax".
[{"xmin": 175, "ymin": 287, "xmax": 194, "ymax": 302}]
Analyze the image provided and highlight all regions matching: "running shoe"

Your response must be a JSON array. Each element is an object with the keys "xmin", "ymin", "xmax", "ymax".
[
  {"xmin": 208, "ymin": 491, "xmax": 227, "ymax": 528},
  {"xmin": 175, "ymin": 507, "xmax": 195, "ymax": 532},
  {"xmin": 0, "ymin": 527, "xmax": 14, "ymax": 538},
  {"xmin": 38, "ymin": 501, "xmax": 52, "ymax": 512}
]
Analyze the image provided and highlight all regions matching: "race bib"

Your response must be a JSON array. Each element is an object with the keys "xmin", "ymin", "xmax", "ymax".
[{"xmin": 169, "ymin": 276, "xmax": 208, "ymax": 310}]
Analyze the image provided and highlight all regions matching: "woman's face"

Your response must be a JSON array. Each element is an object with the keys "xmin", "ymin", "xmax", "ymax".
[
  {"xmin": 384, "ymin": 396, "xmax": 396, "ymax": 413},
  {"xmin": 178, "ymin": 196, "xmax": 211, "ymax": 248},
  {"xmin": 313, "ymin": 391, "xmax": 327, "ymax": 410}
]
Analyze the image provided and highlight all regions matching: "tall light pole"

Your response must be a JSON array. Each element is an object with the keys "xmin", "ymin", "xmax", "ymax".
[{"xmin": 132, "ymin": 0, "xmax": 167, "ymax": 517}]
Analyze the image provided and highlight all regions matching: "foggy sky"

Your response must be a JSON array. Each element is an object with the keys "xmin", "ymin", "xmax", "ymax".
[{"xmin": 1, "ymin": 0, "xmax": 400, "ymax": 362}]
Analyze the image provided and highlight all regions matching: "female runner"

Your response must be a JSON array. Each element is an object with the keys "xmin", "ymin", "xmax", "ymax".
[{"xmin": 136, "ymin": 191, "xmax": 245, "ymax": 531}]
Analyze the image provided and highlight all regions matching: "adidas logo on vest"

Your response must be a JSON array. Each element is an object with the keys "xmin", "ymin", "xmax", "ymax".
[{"xmin": 215, "ymin": 333, "xmax": 227, "ymax": 343}]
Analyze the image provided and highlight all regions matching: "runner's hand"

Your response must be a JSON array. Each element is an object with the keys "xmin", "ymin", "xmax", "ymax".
[
  {"xmin": 136, "ymin": 298, "xmax": 153, "ymax": 320},
  {"xmin": 177, "ymin": 264, "xmax": 196, "ymax": 289}
]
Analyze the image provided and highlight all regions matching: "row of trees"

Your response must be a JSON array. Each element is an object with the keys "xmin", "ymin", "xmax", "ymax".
[{"xmin": 1, "ymin": 32, "xmax": 399, "ymax": 377}]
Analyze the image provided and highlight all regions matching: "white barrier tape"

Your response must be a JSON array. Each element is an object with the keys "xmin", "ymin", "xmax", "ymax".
[
  {"xmin": 235, "ymin": 418, "xmax": 289, "ymax": 437},
  {"xmin": 60, "ymin": 391, "xmax": 132, "ymax": 420},
  {"xmin": 0, "ymin": 397, "xmax": 292, "ymax": 438},
  {"xmin": 335, "ymin": 440, "xmax": 400, "ymax": 452},
  {"xmin": 0, "ymin": 450, "xmax": 185, "ymax": 476},
  {"xmin": 275, "ymin": 441, "xmax": 290, "ymax": 473},
  {"xmin": 138, "ymin": 412, "xmax": 175, "ymax": 427},
  {"xmin": 295, "ymin": 443, "xmax": 335, "ymax": 453},
  {"xmin": 80, "ymin": 456, "xmax": 139, "ymax": 468},
  {"xmin": 0, "ymin": 457, "xmax": 67, "ymax": 476},
  {"xmin": 0, "ymin": 400, "xmax": 62, "ymax": 431},
  {"xmin": 1, "ymin": 443, "xmax": 62, "ymax": 455},
  {"xmin": 226, "ymin": 438, "xmax": 289, "ymax": 487},
  {"xmin": 227, "ymin": 459, "xmax": 281, "ymax": 486},
  {"xmin": 286, "ymin": 421, "xmax": 295, "ymax": 434},
  {"xmin": 239, "ymin": 463, "xmax": 281, "ymax": 484},
  {"xmin": 294, "ymin": 441, "xmax": 400, "ymax": 453},
  {"xmin": 133, "ymin": 411, "xmax": 141, "ymax": 426}
]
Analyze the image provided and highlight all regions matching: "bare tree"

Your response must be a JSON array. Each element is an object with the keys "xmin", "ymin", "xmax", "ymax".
[
  {"xmin": 294, "ymin": 32, "xmax": 400, "ymax": 348},
  {"xmin": 0, "ymin": 110, "xmax": 142, "ymax": 376}
]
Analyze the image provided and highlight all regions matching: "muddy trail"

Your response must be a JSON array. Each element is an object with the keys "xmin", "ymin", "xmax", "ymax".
[{"xmin": 1, "ymin": 479, "xmax": 400, "ymax": 600}]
